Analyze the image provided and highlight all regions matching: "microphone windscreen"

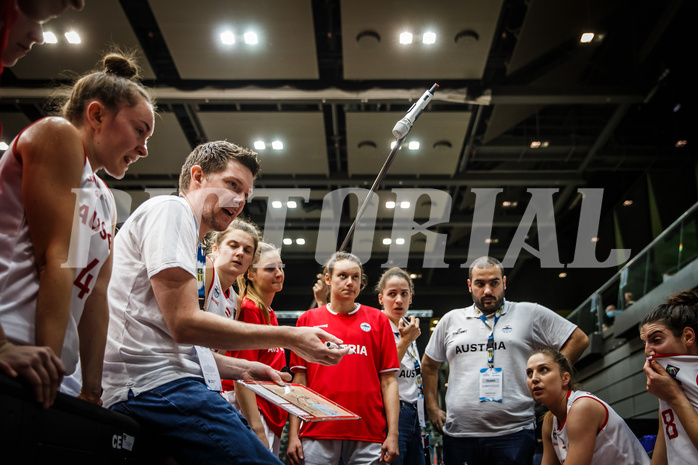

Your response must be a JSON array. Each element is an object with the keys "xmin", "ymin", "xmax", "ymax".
[{"xmin": 392, "ymin": 119, "xmax": 411, "ymax": 139}]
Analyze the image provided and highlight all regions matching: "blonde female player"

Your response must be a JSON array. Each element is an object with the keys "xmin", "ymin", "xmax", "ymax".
[
  {"xmin": 225, "ymin": 242, "xmax": 288, "ymax": 456},
  {"xmin": 376, "ymin": 267, "xmax": 425, "ymax": 465},
  {"xmin": 201, "ymin": 217, "xmax": 259, "ymax": 393},
  {"xmin": 526, "ymin": 348, "xmax": 649, "ymax": 465},
  {"xmin": 640, "ymin": 289, "xmax": 698, "ymax": 465},
  {"xmin": 204, "ymin": 218, "xmax": 260, "ymax": 321},
  {"xmin": 0, "ymin": 51, "xmax": 154, "ymax": 407},
  {"xmin": 287, "ymin": 252, "xmax": 400, "ymax": 465}
]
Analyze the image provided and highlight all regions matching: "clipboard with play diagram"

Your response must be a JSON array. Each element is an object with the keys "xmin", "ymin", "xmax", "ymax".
[{"xmin": 238, "ymin": 381, "xmax": 361, "ymax": 422}]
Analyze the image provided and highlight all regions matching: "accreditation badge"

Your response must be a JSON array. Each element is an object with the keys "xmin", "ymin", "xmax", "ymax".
[
  {"xmin": 195, "ymin": 345, "xmax": 223, "ymax": 392},
  {"xmin": 417, "ymin": 393, "xmax": 426, "ymax": 427},
  {"xmin": 479, "ymin": 367, "xmax": 503, "ymax": 402}
]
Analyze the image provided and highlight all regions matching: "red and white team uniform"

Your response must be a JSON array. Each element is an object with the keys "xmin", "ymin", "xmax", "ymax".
[
  {"xmin": 551, "ymin": 390, "xmax": 650, "ymax": 465},
  {"xmin": 651, "ymin": 354, "xmax": 698, "ymax": 465},
  {"xmin": 227, "ymin": 298, "xmax": 288, "ymax": 438},
  {"xmin": 204, "ymin": 257, "xmax": 237, "ymax": 320},
  {"xmin": 0, "ymin": 126, "xmax": 113, "ymax": 375},
  {"xmin": 290, "ymin": 304, "xmax": 399, "ymax": 443}
]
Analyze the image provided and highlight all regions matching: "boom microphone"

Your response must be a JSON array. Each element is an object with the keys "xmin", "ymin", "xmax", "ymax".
[{"xmin": 392, "ymin": 83, "xmax": 439, "ymax": 139}]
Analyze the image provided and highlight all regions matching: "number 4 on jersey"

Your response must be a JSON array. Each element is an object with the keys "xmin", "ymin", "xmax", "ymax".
[{"xmin": 74, "ymin": 258, "xmax": 100, "ymax": 299}]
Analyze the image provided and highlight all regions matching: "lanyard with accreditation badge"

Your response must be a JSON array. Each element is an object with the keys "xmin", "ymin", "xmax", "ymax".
[
  {"xmin": 396, "ymin": 332, "xmax": 427, "ymax": 428},
  {"xmin": 183, "ymin": 198, "xmax": 223, "ymax": 392},
  {"xmin": 476, "ymin": 305, "xmax": 503, "ymax": 402}
]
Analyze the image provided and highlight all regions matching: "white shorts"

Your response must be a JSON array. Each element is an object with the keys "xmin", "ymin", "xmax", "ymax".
[{"xmin": 301, "ymin": 438, "xmax": 383, "ymax": 465}]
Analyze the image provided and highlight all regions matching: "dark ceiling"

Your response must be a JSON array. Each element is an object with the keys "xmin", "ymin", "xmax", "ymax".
[{"xmin": 1, "ymin": 0, "xmax": 695, "ymax": 317}]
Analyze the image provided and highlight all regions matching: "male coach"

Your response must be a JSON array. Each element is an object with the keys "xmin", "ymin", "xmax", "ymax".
[
  {"xmin": 421, "ymin": 256, "xmax": 589, "ymax": 465},
  {"xmin": 102, "ymin": 141, "xmax": 349, "ymax": 464}
]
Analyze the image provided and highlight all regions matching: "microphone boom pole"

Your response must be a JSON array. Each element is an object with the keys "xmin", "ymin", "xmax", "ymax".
[
  {"xmin": 310, "ymin": 83, "xmax": 439, "ymax": 308},
  {"xmin": 338, "ymin": 137, "xmax": 404, "ymax": 252},
  {"xmin": 339, "ymin": 83, "xmax": 440, "ymax": 253}
]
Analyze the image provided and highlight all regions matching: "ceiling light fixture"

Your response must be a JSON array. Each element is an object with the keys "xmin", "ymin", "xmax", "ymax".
[
  {"xmin": 383, "ymin": 238, "xmax": 392, "ymax": 245},
  {"xmin": 422, "ymin": 32, "xmax": 436, "ymax": 44},
  {"xmin": 433, "ymin": 140, "xmax": 452, "ymax": 150},
  {"xmin": 399, "ymin": 32, "xmax": 413, "ymax": 44},
  {"xmin": 385, "ymin": 201, "xmax": 396, "ymax": 209},
  {"xmin": 287, "ymin": 201, "xmax": 297, "ymax": 209},
  {"xmin": 271, "ymin": 140, "xmax": 283, "ymax": 150},
  {"xmin": 243, "ymin": 31, "xmax": 258, "ymax": 45},
  {"xmin": 358, "ymin": 140, "xmax": 377, "ymax": 151},
  {"xmin": 296, "ymin": 238, "xmax": 305, "ymax": 245},
  {"xmin": 220, "ymin": 30, "xmax": 235, "ymax": 44},
  {"xmin": 271, "ymin": 201, "xmax": 283, "ymax": 209},
  {"xmin": 43, "ymin": 31, "xmax": 58, "ymax": 44},
  {"xmin": 64, "ymin": 31, "xmax": 81, "ymax": 44},
  {"xmin": 580, "ymin": 32, "xmax": 595, "ymax": 43},
  {"xmin": 400, "ymin": 201, "xmax": 410, "ymax": 209},
  {"xmin": 454, "ymin": 29, "xmax": 479, "ymax": 45},
  {"xmin": 356, "ymin": 30, "xmax": 380, "ymax": 48},
  {"xmin": 0, "ymin": 141, "xmax": 8, "ymax": 151},
  {"xmin": 253, "ymin": 140, "xmax": 265, "ymax": 150},
  {"xmin": 408, "ymin": 141, "xmax": 420, "ymax": 150}
]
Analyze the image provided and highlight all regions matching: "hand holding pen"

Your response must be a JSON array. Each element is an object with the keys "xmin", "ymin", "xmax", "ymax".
[{"xmin": 326, "ymin": 341, "xmax": 356, "ymax": 355}]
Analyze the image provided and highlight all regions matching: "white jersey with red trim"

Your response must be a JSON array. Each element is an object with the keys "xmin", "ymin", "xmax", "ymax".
[
  {"xmin": 290, "ymin": 304, "xmax": 399, "ymax": 443},
  {"xmin": 0, "ymin": 130, "xmax": 113, "ymax": 374},
  {"xmin": 204, "ymin": 262, "xmax": 237, "ymax": 320},
  {"xmin": 651, "ymin": 354, "xmax": 698, "ymax": 465},
  {"xmin": 551, "ymin": 390, "xmax": 650, "ymax": 465}
]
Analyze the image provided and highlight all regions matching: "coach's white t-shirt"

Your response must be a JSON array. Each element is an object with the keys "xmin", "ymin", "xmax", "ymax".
[{"xmin": 102, "ymin": 195, "xmax": 202, "ymax": 408}]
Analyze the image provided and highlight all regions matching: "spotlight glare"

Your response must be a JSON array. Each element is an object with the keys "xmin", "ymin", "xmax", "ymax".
[
  {"xmin": 399, "ymin": 32, "xmax": 413, "ymax": 44},
  {"xmin": 64, "ymin": 31, "xmax": 81, "ymax": 44},
  {"xmin": 243, "ymin": 31, "xmax": 258, "ymax": 45},
  {"xmin": 580, "ymin": 32, "xmax": 594, "ymax": 43},
  {"xmin": 43, "ymin": 31, "xmax": 58, "ymax": 44},
  {"xmin": 220, "ymin": 30, "xmax": 235, "ymax": 45},
  {"xmin": 422, "ymin": 32, "xmax": 436, "ymax": 44}
]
